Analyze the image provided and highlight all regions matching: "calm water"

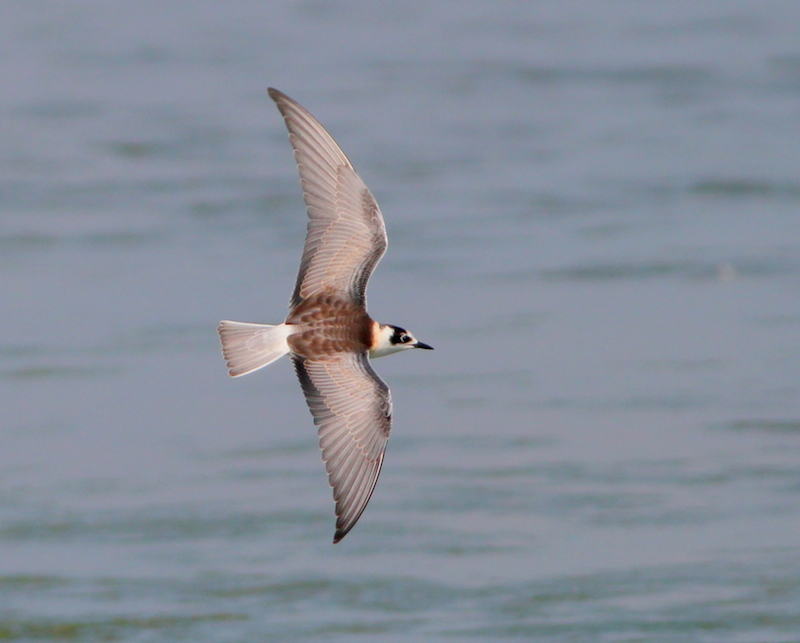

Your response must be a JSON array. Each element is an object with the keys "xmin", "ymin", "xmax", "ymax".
[{"xmin": 2, "ymin": 1, "xmax": 800, "ymax": 640}]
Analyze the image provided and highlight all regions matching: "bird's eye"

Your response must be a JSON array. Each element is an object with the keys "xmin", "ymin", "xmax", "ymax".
[{"xmin": 400, "ymin": 335, "xmax": 411, "ymax": 343}]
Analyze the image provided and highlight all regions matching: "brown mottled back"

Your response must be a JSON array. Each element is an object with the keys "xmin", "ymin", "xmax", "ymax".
[{"xmin": 286, "ymin": 292, "xmax": 374, "ymax": 358}]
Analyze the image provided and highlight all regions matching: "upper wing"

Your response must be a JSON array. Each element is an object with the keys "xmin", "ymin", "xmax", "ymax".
[
  {"xmin": 292, "ymin": 352, "xmax": 392, "ymax": 543},
  {"xmin": 269, "ymin": 88, "xmax": 388, "ymax": 309}
]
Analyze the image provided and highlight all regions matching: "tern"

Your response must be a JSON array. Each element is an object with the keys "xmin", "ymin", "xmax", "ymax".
[{"xmin": 218, "ymin": 88, "xmax": 433, "ymax": 543}]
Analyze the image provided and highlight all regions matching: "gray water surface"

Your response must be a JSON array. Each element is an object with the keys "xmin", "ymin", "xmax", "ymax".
[{"xmin": 2, "ymin": 2, "xmax": 800, "ymax": 641}]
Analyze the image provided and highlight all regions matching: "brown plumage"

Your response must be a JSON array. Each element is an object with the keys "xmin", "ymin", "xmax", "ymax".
[{"xmin": 286, "ymin": 292, "xmax": 375, "ymax": 358}]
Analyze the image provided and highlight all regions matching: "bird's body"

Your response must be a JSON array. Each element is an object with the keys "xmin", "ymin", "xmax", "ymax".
[
  {"xmin": 287, "ymin": 293, "xmax": 374, "ymax": 357},
  {"xmin": 218, "ymin": 88, "xmax": 432, "ymax": 543}
]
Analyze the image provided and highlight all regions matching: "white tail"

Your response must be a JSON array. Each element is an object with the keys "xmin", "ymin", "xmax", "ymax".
[{"xmin": 217, "ymin": 320, "xmax": 292, "ymax": 377}]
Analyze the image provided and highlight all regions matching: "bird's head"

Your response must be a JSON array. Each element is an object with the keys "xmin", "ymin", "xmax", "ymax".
[{"xmin": 370, "ymin": 324, "xmax": 433, "ymax": 358}]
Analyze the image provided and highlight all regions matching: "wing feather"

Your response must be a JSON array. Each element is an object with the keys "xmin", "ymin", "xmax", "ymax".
[
  {"xmin": 292, "ymin": 353, "xmax": 392, "ymax": 543},
  {"xmin": 268, "ymin": 88, "xmax": 388, "ymax": 308}
]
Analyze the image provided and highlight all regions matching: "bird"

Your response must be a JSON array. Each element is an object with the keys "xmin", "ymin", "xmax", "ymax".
[{"xmin": 218, "ymin": 88, "xmax": 433, "ymax": 543}]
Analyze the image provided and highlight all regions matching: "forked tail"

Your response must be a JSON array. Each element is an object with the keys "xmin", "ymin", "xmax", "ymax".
[{"xmin": 217, "ymin": 320, "xmax": 292, "ymax": 377}]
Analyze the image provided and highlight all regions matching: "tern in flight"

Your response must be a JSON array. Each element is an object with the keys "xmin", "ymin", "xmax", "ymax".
[{"xmin": 218, "ymin": 88, "xmax": 433, "ymax": 543}]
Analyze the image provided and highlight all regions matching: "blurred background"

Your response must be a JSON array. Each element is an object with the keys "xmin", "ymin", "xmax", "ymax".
[{"xmin": 1, "ymin": 1, "xmax": 799, "ymax": 640}]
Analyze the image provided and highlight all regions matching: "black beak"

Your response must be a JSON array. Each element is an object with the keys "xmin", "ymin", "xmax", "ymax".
[{"xmin": 414, "ymin": 341, "xmax": 434, "ymax": 350}]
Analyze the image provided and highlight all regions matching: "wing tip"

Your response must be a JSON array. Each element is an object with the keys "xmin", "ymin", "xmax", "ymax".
[{"xmin": 332, "ymin": 518, "xmax": 358, "ymax": 544}]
